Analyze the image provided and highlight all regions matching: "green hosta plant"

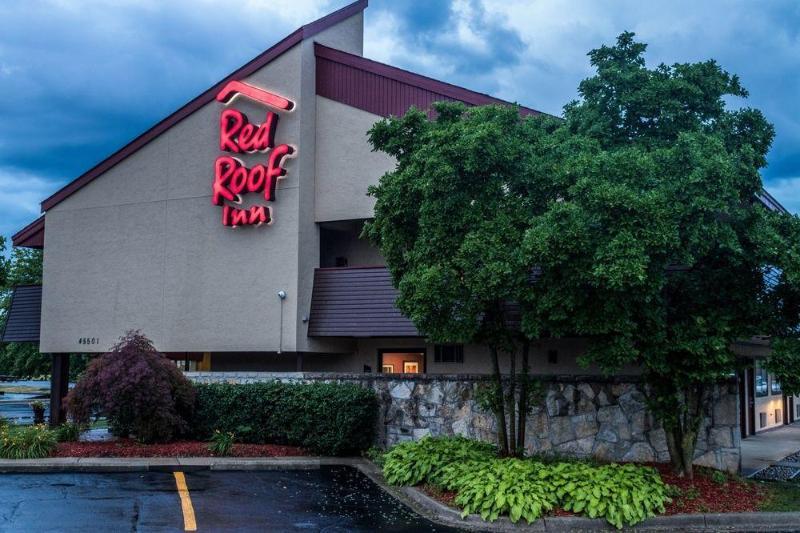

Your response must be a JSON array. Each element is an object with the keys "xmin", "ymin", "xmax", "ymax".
[
  {"xmin": 382, "ymin": 436, "xmax": 496, "ymax": 486},
  {"xmin": 440, "ymin": 459, "xmax": 558, "ymax": 524},
  {"xmin": 382, "ymin": 437, "xmax": 671, "ymax": 529},
  {"xmin": 551, "ymin": 462, "xmax": 669, "ymax": 529}
]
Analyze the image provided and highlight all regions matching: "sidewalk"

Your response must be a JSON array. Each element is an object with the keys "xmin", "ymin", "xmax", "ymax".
[{"xmin": 741, "ymin": 422, "xmax": 800, "ymax": 476}]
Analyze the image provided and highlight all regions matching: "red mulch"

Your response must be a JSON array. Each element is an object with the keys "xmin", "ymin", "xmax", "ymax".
[
  {"xmin": 654, "ymin": 464, "xmax": 766, "ymax": 515},
  {"xmin": 421, "ymin": 484, "xmax": 458, "ymax": 507},
  {"xmin": 421, "ymin": 464, "xmax": 767, "ymax": 517},
  {"xmin": 54, "ymin": 440, "xmax": 309, "ymax": 458}
]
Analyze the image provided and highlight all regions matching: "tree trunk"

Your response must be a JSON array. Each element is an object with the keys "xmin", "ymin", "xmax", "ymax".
[
  {"xmin": 517, "ymin": 339, "xmax": 530, "ymax": 453},
  {"xmin": 508, "ymin": 349, "xmax": 517, "ymax": 456},
  {"xmin": 489, "ymin": 344, "xmax": 510, "ymax": 455},
  {"xmin": 664, "ymin": 384, "xmax": 706, "ymax": 479}
]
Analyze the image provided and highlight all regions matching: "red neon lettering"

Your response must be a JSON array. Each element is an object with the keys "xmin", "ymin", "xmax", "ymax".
[
  {"xmin": 215, "ymin": 83, "xmax": 295, "ymax": 228},
  {"xmin": 213, "ymin": 157, "xmax": 237, "ymax": 205},
  {"xmin": 212, "ymin": 145, "xmax": 294, "ymax": 206},
  {"xmin": 264, "ymin": 144, "xmax": 294, "ymax": 201},
  {"xmin": 222, "ymin": 204, "xmax": 271, "ymax": 227},
  {"xmin": 216, "ymin": 80, "xmax": 294, "ymax": 111},
  {"xmin": 219, "ymin": 109, "xmax": 277, "ymax": 154}
]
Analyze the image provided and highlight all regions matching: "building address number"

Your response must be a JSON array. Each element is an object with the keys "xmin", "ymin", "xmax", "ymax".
[{"xmin": 78, "ymin": 337, "xmax": 99, "ymax": 345}]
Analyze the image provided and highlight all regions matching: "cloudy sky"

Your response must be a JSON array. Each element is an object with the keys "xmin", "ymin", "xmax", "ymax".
[{"xmin": 1, "ymin": 0, "xmax": 798, "ymax": 245}]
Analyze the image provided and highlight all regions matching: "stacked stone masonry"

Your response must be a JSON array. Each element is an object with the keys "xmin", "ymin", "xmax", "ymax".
[{"xmin": 186, "ymin": 372, "xmax": 741, "ymax": 472}]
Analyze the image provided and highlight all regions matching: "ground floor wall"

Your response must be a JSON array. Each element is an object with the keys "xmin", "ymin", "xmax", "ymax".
[
  {"xmin": 201, "ymin": 338, "xmax": 642, "ymax": 376},
  {"xmin": 185, "ymin": 372, "xmax": 741, "ymax": 473}
]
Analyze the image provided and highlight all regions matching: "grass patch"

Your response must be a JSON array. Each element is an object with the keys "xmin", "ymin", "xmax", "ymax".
[
  {"xmin": 757, "ymin": 480, "xmax": 800, "ymax": 512},
  {"xmin": 89, "ymin": 418, "xmax": 109, "ymax": 430},
  {"xmin": 0, "ymin": 386, "xmax": 48, "ymax": 394}
]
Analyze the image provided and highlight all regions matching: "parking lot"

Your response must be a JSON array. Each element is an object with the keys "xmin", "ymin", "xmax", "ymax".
[{"xmin": 0, "ymin": 466, "xmax": 462, "ymax": 532}]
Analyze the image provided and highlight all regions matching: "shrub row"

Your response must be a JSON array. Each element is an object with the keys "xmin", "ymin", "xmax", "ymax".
[
  {"xmin": 382, "ymin": 437, "xmax": 670, "ymax": 529},
  {"xmin": 192, "ymin": 382, "xmax": 379, "ymax": 456}
]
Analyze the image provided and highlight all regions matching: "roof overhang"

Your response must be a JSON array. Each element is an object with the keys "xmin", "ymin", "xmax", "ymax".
[
  {"xmin": 308, "ymin": 266, "xmax": 421, "ymax": 337},
  {"xmin": 11, "ymin": 216, "xmax": 44, "ymax": 249}
]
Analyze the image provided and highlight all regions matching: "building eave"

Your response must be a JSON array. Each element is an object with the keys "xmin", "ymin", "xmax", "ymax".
[{"xmin": 11, "ymin": 215, "xmax": 45, "ymax": 249}]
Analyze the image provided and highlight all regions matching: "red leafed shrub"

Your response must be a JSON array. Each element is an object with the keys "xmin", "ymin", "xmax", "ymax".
[{"xmin": 66, "ymin": 331, "xmax": 195, "ymax": 443}]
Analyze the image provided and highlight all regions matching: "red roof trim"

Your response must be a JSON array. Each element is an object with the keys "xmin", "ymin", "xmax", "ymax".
[
  {"xmin": 12, "ymin": 215, "xmax": 45, "ymax": 249},
  {"xmin": 314, "ymin": 43, "xmax": 543, "ymax": 116},
  {"xmin": 40, "ymin": 0, "xmax": 368, "ymax": 213}
]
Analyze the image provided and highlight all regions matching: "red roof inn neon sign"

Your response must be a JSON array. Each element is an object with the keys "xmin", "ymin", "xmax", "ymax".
[{"xmin": 213, "ymin": 81, "xmax": 296, "ymax": 227}]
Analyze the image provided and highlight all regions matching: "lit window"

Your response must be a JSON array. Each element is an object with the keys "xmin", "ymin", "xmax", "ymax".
[
  {"xmin": 755, "ymin": 362, "xmax": 768, "ymax": 398},
  {"xmin": 771, "ymin": 376, "xmax": 782, "ymax": 395}
]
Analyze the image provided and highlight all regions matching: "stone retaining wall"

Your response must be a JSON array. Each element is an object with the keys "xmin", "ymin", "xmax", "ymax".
[{"xmin": 186, "ymin": 372, "xmax": 741, "ymax": 472}]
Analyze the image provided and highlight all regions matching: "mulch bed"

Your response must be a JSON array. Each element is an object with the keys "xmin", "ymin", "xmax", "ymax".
[
  {"xmin": 54, "ymin": 440, "xmax": 309, "ymax": 458},
  {"xmin": 655, "ymin": 464, "xmax": 766, "ymax": 514},
  {"xmin": 421, "ymin": 463, "xmax": 768, "ymax": 517}
]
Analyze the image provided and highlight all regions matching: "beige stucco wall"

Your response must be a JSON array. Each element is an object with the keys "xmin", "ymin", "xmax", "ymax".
[
  {"xmin": 284, "ymin": 337, "xmax": 641, "ymax": 376},
  {"xmin": 40, "ymin": 14, "xmax": 365, "ymax": 354},
  {"xmin": 314, "ymin": 97, "xmax": 395, "ymax": 222}
]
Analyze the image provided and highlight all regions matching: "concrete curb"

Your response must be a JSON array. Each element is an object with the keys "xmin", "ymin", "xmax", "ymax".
[
  {"xmin": 1, "ymin": 457, "xmax": 799, "ymax": 531},
  {"xmin": 351, "ymin": 460, "xmax": 800, "ymax": 532},
  {"xmin": 0, "ymin": 456, "xmax": 326, "ymax": 473}
]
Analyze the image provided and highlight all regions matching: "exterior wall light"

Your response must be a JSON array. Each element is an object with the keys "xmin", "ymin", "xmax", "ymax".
[{"xmin": 277, "ymin": 290, "xmax": 287, "ymax": 353}]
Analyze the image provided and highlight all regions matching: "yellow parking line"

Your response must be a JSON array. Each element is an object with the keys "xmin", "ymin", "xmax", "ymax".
[{"xmin": 173, "ymin": 471, "xmax": 197, "ymax": 531}]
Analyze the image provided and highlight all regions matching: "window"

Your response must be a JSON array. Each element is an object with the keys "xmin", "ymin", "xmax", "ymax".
[
  {"xmin": 434, "ymin": 345, "xmax": 463, "ymax": 363},
  {"xmin": 403, "ymin": 361, "xmax": 420, "ymax": 373},
  {"xmin": 755, "ymin": 362, "xmax": 768, "ymax": 397},
  {"xmin": 547, "ymin": 350, "xmax": 558, "ymax": 365},
  {"xmin": 771, "ymin": 376, "xmax": 782, "ymax": 395},
  {"xmin": 382, "ymin": 364, "xmax": 395, "ymax": 374}
]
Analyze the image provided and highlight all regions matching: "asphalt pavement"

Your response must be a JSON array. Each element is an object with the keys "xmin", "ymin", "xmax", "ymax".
[{"xmin": 0, "ymin": 466, "xmax": 464, "ymax": 532}]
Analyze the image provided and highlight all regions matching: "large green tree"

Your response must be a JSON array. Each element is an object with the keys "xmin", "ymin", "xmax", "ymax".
[
  {"xmin": 522, "ymin": 32, "xmax": 800, "ymax": 477},
  {"xmin": 366, "ymin": 32, "xmax": 800, "ymax": 477},
  {"xmin": 365, "ymin": 103, "xmax": 555, "ymax": 455}
]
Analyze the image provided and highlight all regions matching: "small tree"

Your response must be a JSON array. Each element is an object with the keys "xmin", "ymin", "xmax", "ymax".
[
  {"xmin": 66, "ymin": 331, "xmax": 195, "ymax": 443},
  {"xmin": 365, "ymin": 103, "xmax": 554, "ymax": 455}
]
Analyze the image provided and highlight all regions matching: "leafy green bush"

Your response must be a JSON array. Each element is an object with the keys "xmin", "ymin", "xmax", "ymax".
[
  {"xmin": 382, "ymin": 437, "xmax": 670, "ymax": 529},
  {"xmin": 441, "ymin": 458, "xmax": 559, "ymax": 523},
  {"xmin": 54, "ymin": 422, "xmax": 83, "ymax": 443},
  {"xmin": 0, "ymin": 424, "xmax": 57, "ymax": 459},
  {"xmin": 553, "ymin": 462, "xmax": 669, "ymax": 528},
  {"xmin": 382, "ymin": 436, "xmax": 496, "ymax": 486},
  {"xmin": 209, "ymin": 430, "xmax": 235, "ymax": 456},
  {"xmin": 363, "ymin": 446, "xmax": 386, "ymax": 467},
  {"xmin": 192, "ymin": 381, "xmax": 378, "ymax": 456}
]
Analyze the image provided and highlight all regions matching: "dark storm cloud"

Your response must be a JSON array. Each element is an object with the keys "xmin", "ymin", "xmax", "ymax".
[{"xmin": 0, "ymin": 0, "xmax": 798, "ymax": 245}]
